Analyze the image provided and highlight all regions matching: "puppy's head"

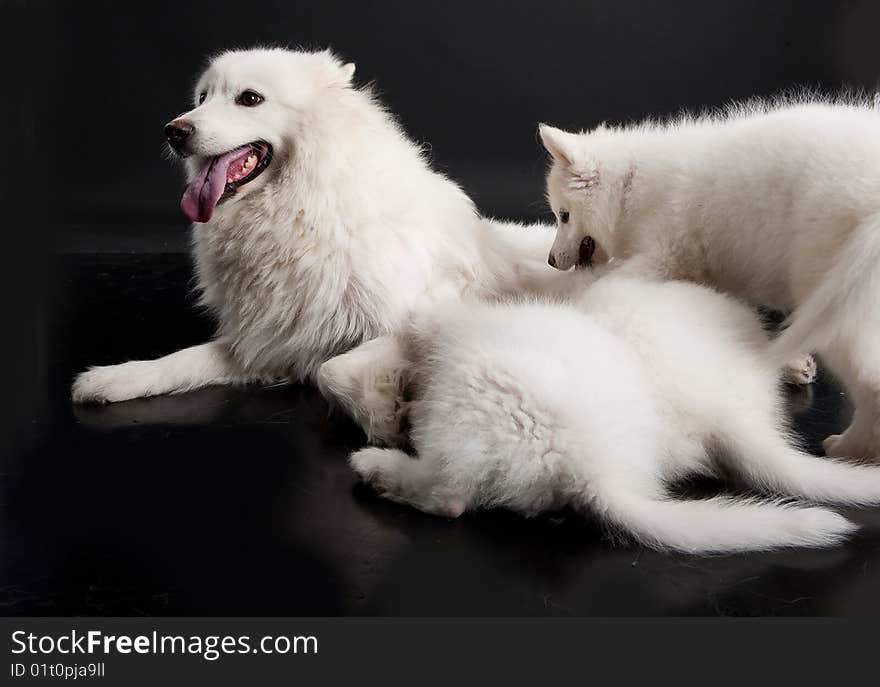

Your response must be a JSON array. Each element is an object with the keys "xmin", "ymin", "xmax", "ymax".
[
  {"xmin": 165, "ymin": 48, "xmax": 356, "ymax": 223},
  {"xmin": 539, "ymin": 124, "xmax": 620, "ymax": 271}
]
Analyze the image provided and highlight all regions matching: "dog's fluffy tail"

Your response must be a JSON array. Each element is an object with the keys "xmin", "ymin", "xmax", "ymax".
[
  {"xmin": 767, "ymin": 213, "xmax": 880, "ymax": 367},
  {"xmin": 595, "ymin": 488, "xmax": 856, "ymax": 554},
  {"xmin": 719, "ymin": 425, "xmax": 880, "ymax": 507}
]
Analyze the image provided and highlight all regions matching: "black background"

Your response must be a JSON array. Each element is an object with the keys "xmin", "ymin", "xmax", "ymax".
[{"xmin": 4, "ymin": 0, "xmax": 880, "ymax": 618}]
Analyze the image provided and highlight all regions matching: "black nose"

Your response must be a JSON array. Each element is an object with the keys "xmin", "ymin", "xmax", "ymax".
[
  {"xmin": 547, "ymin": 253, "xmax": 557, "ymax": 268},
  {"xmin": 165, "ymin": 120, "xmax": 194, "ymax": 150}
]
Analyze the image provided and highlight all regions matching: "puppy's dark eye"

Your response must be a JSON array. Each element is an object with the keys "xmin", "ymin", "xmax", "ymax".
[
  {"xmin": 236, "ymin": 90, "xmax": 264, "ymax": 107},
  {"xmin": 198, "ymin": 92, "xmax": 206, "ymax": 104},
  {"xmin": 559, "ymin": 210, "xmax": 570, "ymax": 224}
]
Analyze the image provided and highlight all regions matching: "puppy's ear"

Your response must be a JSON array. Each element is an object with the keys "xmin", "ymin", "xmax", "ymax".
[
  {"xmin": 539, "ymin": 124, "xmax": 577, "ymax": 167},
  {"xmin": 540, "ymin": 124, "xmax": 600, "ymax": 187}
]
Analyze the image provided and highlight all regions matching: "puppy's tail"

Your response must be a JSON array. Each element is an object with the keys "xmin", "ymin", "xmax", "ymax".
[
  {"xmin": 594, "ymin": 487, "xmax": 855, "ymax": 554},
  {"xmin": 766, "ymin": 213, "xmax": 880, "ymax": 367},
  {"xmin": 718, "ymin": 425, "xmax": 880, "ymax": 507}
]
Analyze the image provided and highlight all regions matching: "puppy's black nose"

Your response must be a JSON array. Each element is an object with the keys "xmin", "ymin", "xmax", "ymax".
[
  {"xmin": 165, "ymin": 120, "xmax": 194, "ymax": 150},
  {"xmin": 547, "ymin": 253, "xmax": 557, "ymax": 268}
]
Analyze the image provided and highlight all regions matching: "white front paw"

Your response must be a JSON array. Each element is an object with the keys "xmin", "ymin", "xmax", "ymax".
[
  {"xmin": 71, "ymin": 361, "xmax": 157, "ymax": 404},
  {"xmin": 349, "ymin": 447, "xmax": 392, "ymax": 490}
]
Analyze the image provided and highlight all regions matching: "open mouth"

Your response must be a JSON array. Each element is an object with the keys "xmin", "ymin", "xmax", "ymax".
[
  {"xmin": 575, "ymin": 236, "xmax": 596, "ymax": 269},
  {"xmin": 180, "ymin": 141, "xmax": 273, "ymax": 223}
]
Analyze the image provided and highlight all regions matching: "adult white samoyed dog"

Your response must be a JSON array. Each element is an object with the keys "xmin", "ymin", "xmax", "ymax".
[{"xmin": 72, "ymin": 48, "xmax": 562, "ymax": 404}]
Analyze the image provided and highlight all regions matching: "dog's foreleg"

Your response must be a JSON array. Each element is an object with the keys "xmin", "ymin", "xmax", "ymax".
[
  {"xmin": 349, "ymin": 447, "xmax": 465, "ymax": 518},
  {"xmin": 72, "ymin": 340, "xmax": 258, "ymax": 404}
]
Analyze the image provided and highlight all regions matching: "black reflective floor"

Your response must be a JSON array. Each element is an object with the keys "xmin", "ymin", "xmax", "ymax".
[{"xmin": 4, "ymin": 253, "xmax": 880, "ymax": 616}]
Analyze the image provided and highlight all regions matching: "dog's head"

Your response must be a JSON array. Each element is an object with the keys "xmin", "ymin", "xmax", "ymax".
[
  {"xmin": 166, "ymin": 48, "xmax": 356, "ymax": 223},
  {"xmin": 539, "ymin": 124, "xmax": 623, "ymax": 271}
]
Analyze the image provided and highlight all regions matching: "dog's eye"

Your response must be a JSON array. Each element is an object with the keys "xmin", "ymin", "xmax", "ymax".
[
  {"xmin": 236, "ymin": 90, "xmax": 264, "ymax": 107},
  {"xmin": 559, "ymin": 210, "xmax": 570, "ymax": 224},
  {"xmin": 198, "ymin": 92, "xmax": 206, "ymax": 104}
]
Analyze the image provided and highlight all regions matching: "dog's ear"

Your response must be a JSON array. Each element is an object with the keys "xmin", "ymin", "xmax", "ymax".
[
  {"xmin": 540, "ymin": 124, "xmax": 599, "ymax": 186},
  {"xmin": 340, "ymin": 62, "xmax": 356, "ymax": 84},
  {"xmin": 539, "ymin": 124, "xmax": 577, "ymax": 167},
  {"xmin": 319, "ymin": 51, "xmax": 356, "ymax": 87}
]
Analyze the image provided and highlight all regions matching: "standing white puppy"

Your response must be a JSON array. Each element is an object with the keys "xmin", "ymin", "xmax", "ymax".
[
  {"xmin": 72, "ymin": 48, "xmax": 559, "ymax": 404},
  {"xmin": 345, "ymin": 274, "xmax": 880, "ymax": 554},
  {"xmin": 540, "ymin": 97, "xmax": 880, "ymax": 459}
]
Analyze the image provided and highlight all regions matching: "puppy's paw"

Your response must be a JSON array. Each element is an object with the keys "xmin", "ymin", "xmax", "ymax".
[
  {"xmin": 822, "ymin": 433, "xmax": 843, "ymax": 457},
  {"xmin": 782, "ymin": 353, "xmax": 818, "ymax": 386},
  {"xmin": 72, "ymin": 361, "xmax": 157, "ymax": 404},
  {"xmin": 350, "ymin": 447, "xmax": 467, "ymax": 518},
  {"xmin": 823, "ymin": 431, "xmax": 880, "ymax": 461},
  {"xmin": 349, "ymin": 447, "xmax": 396, "ymax": 491}
]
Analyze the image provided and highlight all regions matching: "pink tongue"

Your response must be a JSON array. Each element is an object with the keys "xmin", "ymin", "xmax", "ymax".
[{"xmin": 180, "ymin": 146, "xmax": 251, "ymax": 223}]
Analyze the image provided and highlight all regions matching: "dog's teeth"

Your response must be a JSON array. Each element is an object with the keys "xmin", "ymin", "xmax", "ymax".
[{"xmin": 224, "ymin": 153, "xmax": 259, "ymax": 186}]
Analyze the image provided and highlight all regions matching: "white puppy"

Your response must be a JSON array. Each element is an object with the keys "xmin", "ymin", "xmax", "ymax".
[
  {"xmin": 540, "ymin": 96, "xmax": 880, "ymax": 459},
  {"xmin": 344, "ymin": 274, "xmax": 880, "ymax": 554},
  {"xmin": 72, "ymin": 48, "xmax": 560, "ymax": 404}
]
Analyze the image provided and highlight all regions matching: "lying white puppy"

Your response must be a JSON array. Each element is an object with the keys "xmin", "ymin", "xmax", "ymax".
[
  {"xmin": 72, "ymin": 48, "xmax": 559, "ymax": 403},
  {"xmin": 539, "ymin": 96, "xmax": 880, "ymax": 459},
  {"xmin": 336, "ymin": 273, "xmax": 880, "ymax": 554}
]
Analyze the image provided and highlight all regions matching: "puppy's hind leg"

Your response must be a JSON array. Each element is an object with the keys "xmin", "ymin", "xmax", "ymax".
[
  {"xmin": 766, "ymin": 215, "xmax": 880, "ymax": 459},
  {"xmin": 72, "ymin": 340, "xmax": 260, "ymax": 404},
  {"xmin": 349, "ymin": 447, "xmax": 466, "ymax": 518},
  {"xmin": 820, "ymin": 332, "xmax": 880, "ymax": 461}
]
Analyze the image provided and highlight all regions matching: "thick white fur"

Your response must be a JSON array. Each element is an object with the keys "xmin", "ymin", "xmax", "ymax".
[
  {"xmin": 72, "ymin": 48, "xmax": 563, "ymax": 403},
  {"xmin": 344, "ymin": 274, "xmax": 880, "ymax": 554},
  {"xmin": 540, "ymin": 96, "xmax": 880, "ymax": 459}
]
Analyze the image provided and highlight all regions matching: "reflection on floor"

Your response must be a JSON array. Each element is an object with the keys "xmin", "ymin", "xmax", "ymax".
[{"xmin": 4, "ymin": 253, "xmax": 880, "ymax": 617}]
